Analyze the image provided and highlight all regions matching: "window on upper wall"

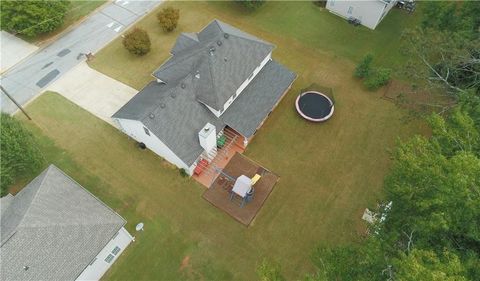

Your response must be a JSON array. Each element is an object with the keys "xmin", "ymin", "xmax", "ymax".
[
  {"xmin": 330, "ymin": 0, "xmax": 335, "ymax": 7},
  {"xmin": 112, "ymin": 246, "xmax": 121, "ymax": 255},
  {"xmin": 105, "ymin": 254, "xmax": 114, "ymax": 263},
  {"xmin": 143, "ymin": 127, "xmax": 150, "ymax": 136},
  {"xmin": 347, "ymin": 6, "xmax": 353, "ymax": 14}
]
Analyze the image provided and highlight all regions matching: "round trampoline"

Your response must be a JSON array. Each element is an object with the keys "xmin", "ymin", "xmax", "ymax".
[{"xmin": 295, "ymin": 91, "xmax": 334, "ymax": 122}]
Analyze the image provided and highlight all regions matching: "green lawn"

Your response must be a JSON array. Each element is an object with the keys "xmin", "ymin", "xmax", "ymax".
[
  {"xmin": 89, "ymin": 1, "xmax": 422, "ymax": 88},
  {"xmin": 12, "ymin": 2, "xmax": 429, "ymax": 280}
]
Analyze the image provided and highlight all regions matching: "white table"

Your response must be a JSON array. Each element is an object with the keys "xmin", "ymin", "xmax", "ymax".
[{"xmin": 231, "ymin": 175, "xmax": 252, "ymax": 198}]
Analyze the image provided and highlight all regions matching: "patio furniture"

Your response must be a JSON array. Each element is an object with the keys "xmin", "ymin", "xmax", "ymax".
[
  {"xmin": 251, "ymin": 174, "xmax": 261, "ymax": 185},
  {"xmin": 217, "ymin": 135, "xmax": 227, "ymax": 148},
  {"xmin": 245, "ymin": 187, "xmax": 255, "ymax": 203},
  {"xmin": 194, "ymin": 159, "xmax": 209, "ymax": 175},
  {"xmin": 230, "ymin": 175, "xmax": 252, "ymax": 207}
]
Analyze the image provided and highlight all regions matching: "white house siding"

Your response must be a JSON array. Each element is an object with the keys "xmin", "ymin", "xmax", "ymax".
[
  {"xmin": 326, "ymin": 0, "xmax": 393, "ymax": 29},
  {"xmin": 114, "ymin": 118, "xmax": 193, "ymax": 173},
  {"xmin": 76, "ymin": 227, "xmax": 133, "ymax": 281}
]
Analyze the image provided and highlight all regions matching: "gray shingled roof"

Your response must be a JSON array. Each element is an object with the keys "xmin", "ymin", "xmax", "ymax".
[
  {"xmin": 113, "ymin": 20, "xmax": 296, "ymax": 167},
  {"xmin": 0, "ymin": 165, "xmax": 126, "ymax": 281},
  {"xmin": 222, "ymin": 60, "xmax": 296, "ymax": 137},
  {"xmin": 153, "ymin": 19, "xmax": 274, "ymax": 111}
]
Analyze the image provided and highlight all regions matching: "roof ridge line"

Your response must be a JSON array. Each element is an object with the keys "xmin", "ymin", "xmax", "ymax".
[
  {"xmin": 0, "ymin": 166, "xmax": 50, "ymax": 246},
  {"xmin": 49, "ymin": 165, "xmax": 127, "ymax": 227},
  {"xmin": 226, "ymin": 32, "xmax": 276, "ymax": 50}
]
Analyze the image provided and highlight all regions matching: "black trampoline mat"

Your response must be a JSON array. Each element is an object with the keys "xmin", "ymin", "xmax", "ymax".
[{"xmin": 297, "ymin": 92, "xmax": 332, "ymax": 119}]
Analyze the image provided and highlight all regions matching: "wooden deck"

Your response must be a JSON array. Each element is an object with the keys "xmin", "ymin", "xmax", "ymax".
[{"xmin": 202, "ymin": 153, "xmax": 279, "ymax": 226}]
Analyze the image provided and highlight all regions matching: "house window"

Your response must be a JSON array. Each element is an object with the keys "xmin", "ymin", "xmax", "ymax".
[
  {"xmin": 347, "ymin": 6, "xmax": 353, "ymax": 14},
  {"xmin": 105, "ymin": 254, "xmax": 114, "ymax": 263},
  {"xmin": 143, "ymin": 127, "xmax": 150, "ymax": 136},
  {"xmin": 330, "ymin": 0, "xmax": 334, "ymax": 7},
  {"xmin": 112, "ymin": 246, "xmax": 121, "ymax": 255},
  {"xmin": 89, "ymin": 258, "xmax": 97, "ymax": 266}
]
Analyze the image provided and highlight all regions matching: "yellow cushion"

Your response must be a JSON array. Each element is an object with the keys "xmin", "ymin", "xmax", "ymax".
[{"xmin": 251, "ymin": 174, "xmax": 261, "ymax": 185}]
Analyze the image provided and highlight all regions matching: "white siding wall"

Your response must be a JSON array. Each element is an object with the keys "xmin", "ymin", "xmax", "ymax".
[
  {"xmin": 76, "ymin": 227, "xmax": 133, "ymax": 281},
  {"xmin": 114, "ymin": 118, "xmax": 194, "ymax": 174},
  {"xmin": 326, "ymin": 0, "xmax": 392, "ymax": 29}
]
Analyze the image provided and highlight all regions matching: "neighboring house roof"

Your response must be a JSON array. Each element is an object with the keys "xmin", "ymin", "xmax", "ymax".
[
  {"xmin": 152, "ymin": 19, "xmax": 275, "ymax": 111},
  {"xmin": 113, "ymin": 20, "xmax": 296, "ymax": 167},
  {"xmin": 0, "ymin": 165, "xmax": 126, "ymax": 281}
]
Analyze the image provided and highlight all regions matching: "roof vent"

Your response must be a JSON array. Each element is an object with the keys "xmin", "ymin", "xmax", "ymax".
[
  {"xmin": 23, "ymin": 266, "xmax": 29, "ymax": 271},
  {"xmin": 160, "ymin": 103, "xmax": 166, "ymax": 109},
  {"xmin": 171, "ymin": 92, "xmax": 176, "ymax": 98},
  {"xmin": 224, "ymin": 33, "xmax": 229, "ymax": 39},
  {"xmin": 149, "ymin": 113, "xmax": 155, "ymax": 119},
  {"xmin": 216, "ymin": 40, "xmax": 222, "ymax": 46},
  {"xmin": 195, "ymin": 71, "xmax": 200, "ymax": 79},
  {"xmin": 224, "ymin": 57, "xmax": 227, "ymax": 62},
  {"xmin": 180, "ymin": 83, "xmax": 186, "ymax": 89},
  {"xmin": 208, "ymin": 46, "xmax": 215, "ymax": 56}
]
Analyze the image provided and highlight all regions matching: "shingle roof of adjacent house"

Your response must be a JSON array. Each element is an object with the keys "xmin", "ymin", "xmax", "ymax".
[
  {"xmin": 0, "ymin": 165, "xmax": 126, "ymax": 281},
  {"xmin": 153, "ymin": 19, "xmax": 274, "ymax": 111},
  {"xmin": 113, "ymin": 20, "xmax": 296, "ymax": 167}
]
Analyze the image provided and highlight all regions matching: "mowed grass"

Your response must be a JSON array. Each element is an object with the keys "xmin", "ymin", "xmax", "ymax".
[
  {"xmin": 19, "ymin": 48, "xmax": 425, "ymax": 281},
  {"xmin": 14, "ymin": 1, "xmax": 428, "ymax": 280},
  {"xmin": 89, "ymin": 1, "xmax": 422, "ymax": 89}
]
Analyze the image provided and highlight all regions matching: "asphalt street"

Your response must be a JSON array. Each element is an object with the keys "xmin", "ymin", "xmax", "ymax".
[{"xmin": 1, "ymin": 0, "xmax": 161, "ymax": 114}]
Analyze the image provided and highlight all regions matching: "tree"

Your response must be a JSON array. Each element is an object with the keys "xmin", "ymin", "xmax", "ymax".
[
  {"xmin": 0, "ymin": 114, "xmax": 44, "ymax": 196},
  {"xmin": 311, "ymin": 238, "xmax": 389, "ymax": 281},
  {"xmin": 353, "ymin": 54, "xmax": 391, "ymax": 91},
  {"xmin": 402, "ymin": 28, "xmax": 480, "ymax": 97},
  {"xmin": 364, "ymin": 67, "xmax": 391, "ymax": 91},
  {"xmin": 256, "ymin": 259, "xmax": 285, "ymax": 281},
  {"xmin": 122, "ymin": 28, "xmax": 151, "ymax": 56},
  {"xmin": 234, "ymin": 0, "xmax": 265, "ymax": 10},
  {"xmin": 157, "ymin": 7, "xmax": 180, "ymax": 32},
  {"xmin": 401, "ymin": 2, "xmax": 480, "ymax": 100},
  {"xmin": 0, "ymin": 0, "xmax": 69, "ymax": 37},
  {"xmin": 394, "ymin": 249, "xmax": 467, "ymax": 281},
  {"xmin": 354, "ymin": 54, "xmax": 374, "ymax": 78}
]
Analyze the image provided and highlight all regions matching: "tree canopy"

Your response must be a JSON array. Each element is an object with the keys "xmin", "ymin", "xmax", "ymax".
[
  {"xmin": 294, "ymin": 3, "xmax": 480, "ymax": 280},
  {"xmin": 0, "ymin": 114, "xmax": 44, "ymax": 196},
  {"xmin": 0, "ymin": 0, "xmax": 70, "ymax": 37}
]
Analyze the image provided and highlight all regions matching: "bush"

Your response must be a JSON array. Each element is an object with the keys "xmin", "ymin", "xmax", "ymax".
[
  {"xmin": 354, "ymin": 54, "xmax": 374, "ymax": 78},
  {"xmin": 313, "ymin": 0, "xmax": 327, "ymax": 8},
  {"xmin": 234, "ymin": 0, "xmax": 265, "ymax": 10},
  {"xmin": 0, "ymin": 114, "xmax": 44, "ymax": 196},
  {"xmin": 179, "ymin": 168, "xmax": 188, "ymax": 178},
  {"xmin": 256, "ymin": 259, "xmax": 285, "ymax": 281},
  {"xmin": 0, "ymin": 0, "xmax": 69, "ymax": 37},
  {"xmin": 364, "ymin": 67, "xmax": 392, "ymax": 90},
  {"xmin": 122, "ymin": 28, "xmax": 151, "ymax": 56},
  {"xmin": 157, "ymin": 7, "xmax": 180, "ymax": 32}
]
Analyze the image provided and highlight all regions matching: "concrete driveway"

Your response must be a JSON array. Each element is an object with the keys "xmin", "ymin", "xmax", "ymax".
[
  {"xmin": 47, "ymin": 62, "xmax": 136, "ymax": 127},
  {"xmin": 1, "ymin": 0, "xmax": 161, "ymax": 114},
  {"xmin": 0, "ymin": 31, "xmax": 38, "ymax": 73}
]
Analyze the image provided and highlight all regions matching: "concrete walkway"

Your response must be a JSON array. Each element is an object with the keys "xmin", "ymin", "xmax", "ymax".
[
  {"xmin": 47, "ymin": 62, "xmax": 136, "ymax": 127},
  {"xmin": 0, "ymin": 31, "xmax": 38, "ymax": 73}
]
